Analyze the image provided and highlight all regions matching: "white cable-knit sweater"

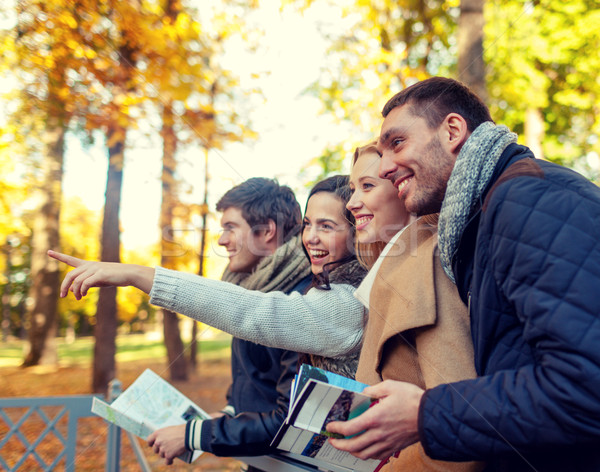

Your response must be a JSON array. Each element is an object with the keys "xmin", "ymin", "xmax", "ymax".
[{"xmin": 149, "ymin": 266, "xmax": 365, "ymax": 358}]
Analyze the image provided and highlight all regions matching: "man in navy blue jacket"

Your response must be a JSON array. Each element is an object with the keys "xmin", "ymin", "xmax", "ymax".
[
  {"xmin": 149, "ymin": 178, "xmax": 311, "ymax": 470},
  {"xmin": 327, "ymin": 77, "xmax": 600, "ymax": 471}
]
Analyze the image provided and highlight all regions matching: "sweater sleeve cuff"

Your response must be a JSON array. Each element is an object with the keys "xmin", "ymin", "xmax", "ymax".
[
  {"xmin": 200, "ymin": 417, "xmax": 214, "ymax": 453},
  {"xmin": 149, "ymin": 266, "xmax": 183, "ymax": 311},
  {"xmin": 185, "ymin": 419, "xmax": 203, "ymax": 451}
]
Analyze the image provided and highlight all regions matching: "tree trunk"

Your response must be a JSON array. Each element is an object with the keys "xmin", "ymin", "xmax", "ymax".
[
  {"xmin": 92, "ymin": 125, "xmax": 124, "ymax": 393},
  {"xmin": 90, "ymin": 6, "xmax": 140, "ymax": 392},
  {"xmin": 160, "ymin": 103, "xmax": 188, "ymax": 381},
  {"xmin": 190, "ymin": 148, "xmax": 210, "ymax": 368},
  {"xmin": 2, "ymin": 242, "xmax": 11, "ymax": 343},
  {"xmin": 22, "ymin": 94, "xmax": 66, "ymax": 367},
  {"xmin": 525, "ymin": 107, "xmax": 545, "ymax": 160},
  {"xmin": 458, "ymin": 0, "xmax": 488, "ymax": 103}
]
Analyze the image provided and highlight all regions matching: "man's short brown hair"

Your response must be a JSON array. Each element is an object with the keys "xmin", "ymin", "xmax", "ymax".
[
  {"xmin": 216, "ymin": 177, "xmax": 301, "ymax": 243},
  {"xmin": 382, "ymin": 77, "xmax": 493, "ymax": 132}
]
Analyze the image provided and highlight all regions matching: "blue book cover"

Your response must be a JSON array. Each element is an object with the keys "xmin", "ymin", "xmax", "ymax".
[{"xmin": 292, "ymin": 364, "xmax": 368, "ymax": 407}]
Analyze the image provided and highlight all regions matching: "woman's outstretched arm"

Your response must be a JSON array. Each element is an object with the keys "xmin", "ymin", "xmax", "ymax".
[
  {"xmin": 150, "ymin": 266, "xmax": 365, "ymax": 358},
  {"xmin": 48, "ymin": 250, "xmax": 155, "ymax": 298},
  {"xmin": 49, "ymin": 251, "xmax": 365, "ymax": 358}
]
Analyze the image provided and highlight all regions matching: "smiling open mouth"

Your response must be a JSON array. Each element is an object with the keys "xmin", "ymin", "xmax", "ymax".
[
  {"xmin": 355, "ymin": 215, "xmax": 373, "ymax": 229},
  {"xmin": 396, "ymin": 176, "xmax": 413, "ymax": 195},
  {"xmin": 309, "ymin": 249, "xmax": 329, "ymax": 261}
]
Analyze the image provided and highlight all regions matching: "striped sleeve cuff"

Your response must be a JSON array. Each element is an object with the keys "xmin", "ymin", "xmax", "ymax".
[
  {"xmin": 185, "ymin": 419, "xmax": 203, "ymax": 451},
  {"xmin": 221, "ymin": 404, "xmax": 235, "ymax": 416}
]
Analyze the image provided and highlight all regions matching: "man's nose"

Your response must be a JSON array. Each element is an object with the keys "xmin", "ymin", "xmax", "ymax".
[{"xmin": 379, "ymin": 152, "xmax": 397, "ymax": 181}]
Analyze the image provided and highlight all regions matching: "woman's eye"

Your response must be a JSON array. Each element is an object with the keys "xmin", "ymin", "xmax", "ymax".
[
  {"xmin": 362, "ymin": 182, "xmax": 374, "ymax": 190},
  {"xmin": 321, "ymin": 224, "xmax": 334, "ymax": 231}
]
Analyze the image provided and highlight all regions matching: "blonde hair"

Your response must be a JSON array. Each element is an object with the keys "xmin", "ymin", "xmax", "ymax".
[
  {"xmin": 421, "ymin": 213, "xmax": 439, "ymax": 226},
  {"xmin": 352, "ymin": 142, "xmax": 386, "ymax": 269},
  {"xmin": 351, "ymin": 142, "xmax": 439, "ymax": 269}
]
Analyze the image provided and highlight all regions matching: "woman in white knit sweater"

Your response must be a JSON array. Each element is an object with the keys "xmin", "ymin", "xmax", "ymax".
[{"xmin": 49, "ymin": 170, "xmax": 406, "ymax": 362}]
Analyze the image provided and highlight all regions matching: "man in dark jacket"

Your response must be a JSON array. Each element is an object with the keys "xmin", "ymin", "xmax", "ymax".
[
  {"xmin": 149, "ymin": 178, "xmax": 311, "ymax": 470},
  {"xmin": 326, "ymin": 77, "xmax": 600, "ymax": 471}
]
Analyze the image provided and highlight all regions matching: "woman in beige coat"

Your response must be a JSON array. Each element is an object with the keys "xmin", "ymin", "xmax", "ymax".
[{"xmin": 346, "ymin": 143, "xmax": 482, "ymax": 472}]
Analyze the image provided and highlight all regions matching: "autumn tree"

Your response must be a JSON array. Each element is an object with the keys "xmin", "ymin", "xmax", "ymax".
[
  {"xmin": 152, "ymin": 0, "xmax": 199, "ymax": 382},
  {"xmin": 291, "ymin": 0, "xmax": 458, "ymax": 164},
  {"xmin": 57, "ymin": 197, "xmax": 158, "ymax": 339},
  {"xmin": 485, "ymin": 0, "xmax": 600, "ymax": 173},
  {"xmin": 0, "ymin": 151, "xmax": 32, "ymax": 341},
  {"xmin": 190, "ymin": 147, "xmax": 209, "ymax": 368},
  {"xmin": 3, "ymin": 0, "xmax": 152, "ymax": 389},
  {"xmin": 1, "ymin": 0, "xmax": 84, "ymax": 366},
  {"xmin": 186, "ymin": 71, "xmax": 253, "ymax": 366},
  {"xmin": 159, "ymin": 101, "xmax": 189, "ymax": 379},
  {"xmin": 1, "ymin": 0, "xmax": 144, "ymax": 383},
  {"xmin": 86, "ymin": 0, "xmax": 143, "ymax": 393},
  {"xmin": 292, "ymin": 0, "xmax": 597, "ymax": 183},
  {"xmin": 458, "ymin": 0, "xmax": 486, "ymax": 102},
  {"xmin": 137, "ymin": 1, "xmax": 255, "ymax": 378},
  {"xmin": 37, "ymin": 0, "xmax": 254, "ymax": 390}
]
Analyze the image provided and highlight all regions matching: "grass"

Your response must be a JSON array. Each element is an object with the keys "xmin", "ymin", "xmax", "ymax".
[{"xmin": 0, "ymin": 332, "xmax": 232, "ymax": 367}]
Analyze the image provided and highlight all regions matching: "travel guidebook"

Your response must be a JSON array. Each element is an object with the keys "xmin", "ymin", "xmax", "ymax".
[
  {"xmin": 91, "ymin": 368, "xmax": 209, "ymax": 464},
  {"xmin": 271, "ymin": 364, "xmax": 386, "ymax": 472}
]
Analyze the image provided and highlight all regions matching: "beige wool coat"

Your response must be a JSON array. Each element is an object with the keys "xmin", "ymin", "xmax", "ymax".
[{"xmin": 356, "ymin": 220, "xmax": 483, "ymax": 472}]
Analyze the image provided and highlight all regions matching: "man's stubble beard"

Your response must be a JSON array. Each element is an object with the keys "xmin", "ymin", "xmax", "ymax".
[{"xmin": 409, "ymin": 136, "xmax": 455, "ymax": 217}]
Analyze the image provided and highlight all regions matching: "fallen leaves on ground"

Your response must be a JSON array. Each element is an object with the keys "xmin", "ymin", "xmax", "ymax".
[{"xmin": 0, "ymin": 357, "xmax": 243, "ymax": 471}]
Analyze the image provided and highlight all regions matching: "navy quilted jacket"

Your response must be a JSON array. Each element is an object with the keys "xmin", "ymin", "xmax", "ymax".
[
  {"xmin": 200, "ymin": 275, "xmax": 312, "ymax": 456},
  {"xmin": 419, "ymin": 144, "xmax": 600, "ymax": 471}
]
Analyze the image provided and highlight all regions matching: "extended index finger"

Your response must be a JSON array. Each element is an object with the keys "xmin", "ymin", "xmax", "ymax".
[{"xmin": 47, "ymin": 250, "xmax": 83, "ymax": 268}]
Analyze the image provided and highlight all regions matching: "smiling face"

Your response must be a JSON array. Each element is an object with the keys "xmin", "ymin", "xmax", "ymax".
[
  {"xmin": 302, "ymin": 192, "xmax": 353, "ymax": 275},
  {"xmin": 218, "ymin": 207, "xmax": 272, "ymax": 273},
  {"xmin": 377, "ymin": 105, "xmax": 456, "ymax": 216},
  {"xmin": 347, "ymin": 149, "xmax": 412, "ymax": 244}
]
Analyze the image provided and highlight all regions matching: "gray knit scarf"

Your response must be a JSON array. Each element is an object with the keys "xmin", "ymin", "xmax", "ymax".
[
  {"xmin": 221, "ymin": 234, "xmax": 311, "ymax": 293},
  {"xmin": 438, "ymin": 122, "xmax": 517, "ymax": 282}
]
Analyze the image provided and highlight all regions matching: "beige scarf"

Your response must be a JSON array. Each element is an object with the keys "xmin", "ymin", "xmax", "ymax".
[{"xmin": 221, "ymin": 234, "xmax": 311, "ymax": 293}]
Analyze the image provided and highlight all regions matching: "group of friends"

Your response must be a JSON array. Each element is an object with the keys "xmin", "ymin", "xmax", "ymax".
[{"xmin": 48, "ymin": 77, "xmax": 600, "ymax": 472}]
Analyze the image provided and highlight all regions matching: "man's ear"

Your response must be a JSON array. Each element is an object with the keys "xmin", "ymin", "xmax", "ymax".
[
  {"xmin": 263, "ymin": 219, "xmax": 278, "ymax": 244},
  {"xmin": 442, "ymin": 113, "xmax": 469, "ymax": 154}
]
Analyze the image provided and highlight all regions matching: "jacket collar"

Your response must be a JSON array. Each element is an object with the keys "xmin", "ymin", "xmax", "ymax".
[
  {"xmin": 451, "ymin": 143, "xmax": 535, "ymax": 302},
  {"xmin": 369, "ymin": 222, "xmax": 439, "ymax": 337}
]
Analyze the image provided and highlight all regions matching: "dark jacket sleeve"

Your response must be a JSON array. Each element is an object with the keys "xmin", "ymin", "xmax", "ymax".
[
  {"xmin": 200, "ymin": 348, "xmax": 297, "ymax": 456},
  {"xmin": 420, "ymin": 171, "xmax": 600, "ymax": 461}
]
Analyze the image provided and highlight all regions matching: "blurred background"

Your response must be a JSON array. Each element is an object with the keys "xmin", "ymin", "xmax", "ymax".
[{"xmin": 0, "ymin": 0, "xmax": 599, "ymax": 394}]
